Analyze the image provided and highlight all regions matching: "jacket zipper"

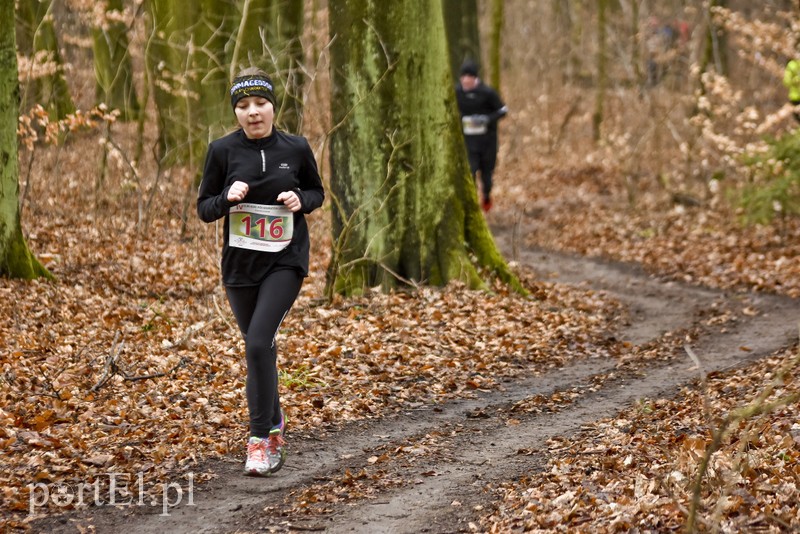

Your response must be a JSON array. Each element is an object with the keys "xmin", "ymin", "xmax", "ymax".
[{"xmin": 260, "ymin": 150, "xmax": 266, "ymax": 173}]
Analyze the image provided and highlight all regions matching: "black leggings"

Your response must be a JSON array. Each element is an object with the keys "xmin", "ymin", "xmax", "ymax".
[
  {"xmin": 467, "ymin": 138, "xmax": 498, "ymax": 202},
  {"xmin": 225, "ymin": 269, "xmax": 303, "ymax": 438}
]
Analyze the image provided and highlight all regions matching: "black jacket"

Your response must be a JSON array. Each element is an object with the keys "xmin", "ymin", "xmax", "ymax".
[
  {"xmin": 455, "ymin": 82, "xmax": 507, "ymax": 149},
  {"xmin": 197, "ymin": 128, "xmax": 325, "ymax": 286}
]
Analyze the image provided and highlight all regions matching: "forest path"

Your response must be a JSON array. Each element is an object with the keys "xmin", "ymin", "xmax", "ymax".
[{"xmin": 36, "ymin": 223, "xmax": 800, "ymax": 534}]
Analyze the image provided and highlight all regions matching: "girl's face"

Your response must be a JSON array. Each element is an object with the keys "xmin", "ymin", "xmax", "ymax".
[{"xmin": 234, "ymin": 96, "xmax": 275, "ymax": 139}]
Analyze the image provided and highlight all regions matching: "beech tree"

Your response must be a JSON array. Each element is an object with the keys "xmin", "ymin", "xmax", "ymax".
[
  {"xmin": 442, "ymin": 0, "xmax": 480, "ymax": 81},
  {"xmin": 195, "ymin": 0, "xmax": 238, "ymax": 145},
  {"xmin": 488, "ymin": 0, "xmax": 504, "ymax": 92},
  {"xmin": 234, "ymin": 0, "xmax": 306, "ymax": 134},
  {"xmin": 592, "ymin": 0, "xmax": 608, "ymax": 142},
  {"xmin": 145, "ymin": 0, "xmax": 202, "ymax": 166},
  {"xmin": 552, "ymin": 0, "xmax": 583, "ymax": 83},
  {"xmin": 327, "ymin": 0, "xmax": 521, "ymax": 296},
  {"xmin": 0, "ymin": 0, "xmax": 50, "ymax": 279},
  {"xmin": 92, "ymin": 0, "xmax": 141, "ymax": 120},
  {"xmin": 15, "ymin": 0, "xmax": 75, "ymax": 120},
  {"xmin": 701, "ymin": 0, "xmax": 729, "ymax": 76},
  {"xmin": 145, "ymin": 0, "xmax": 306, "ymax": 166}
]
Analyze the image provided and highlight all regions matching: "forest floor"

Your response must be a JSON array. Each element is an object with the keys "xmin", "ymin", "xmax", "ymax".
[
  {"xmin": 25, "ymin": 219, "xmax": 800, "ymax": 533},
  {"xmin": 5, "ymin": 115, "xmax": 800, "ymax": 533},
  {"xmin": 7, "ymin": 1, "xmax": 800, "ymax": 531}
]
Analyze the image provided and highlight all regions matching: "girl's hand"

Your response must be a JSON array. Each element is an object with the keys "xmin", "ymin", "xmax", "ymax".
[
  {"xmin": 277, "ymin": 191, "xmax": 301, "ymax": 212},
  {"xmin": 227, "ymin": 181, "xmax": 249, "ymax": 202}
]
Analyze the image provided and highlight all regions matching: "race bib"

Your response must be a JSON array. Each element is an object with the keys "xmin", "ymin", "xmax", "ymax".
[
  {"xmin": 229, "ymin": 203, "xmax": 293, "ymax": 252},
  {"xmin": 462, "ymin": 115, "xmax": 488, "ymax": 135}
]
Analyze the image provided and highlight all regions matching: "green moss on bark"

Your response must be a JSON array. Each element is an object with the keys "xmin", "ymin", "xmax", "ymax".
[
  {"xmin": 327, "ymin": 0, "xmax": 524, "ymax": 298},
  {"xmin": 0, "ymin": 223, "xmax": 52, "ymax": 280}
]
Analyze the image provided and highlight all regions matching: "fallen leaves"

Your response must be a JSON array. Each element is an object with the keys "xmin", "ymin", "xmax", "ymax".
[
  {"xmin": 493, "ymin": 165, "xmax": 800, "ymax": 299},
  {"xmin": 0, "ymin": 147, "xmax": 622, "ymax": 528},
  {"xmin": 481, "ymin": 348, "xmax": 800, "ymax": 532},
  {"xmin": 4, "ymin": 49, "xmax": 800, "ymax": 531}
]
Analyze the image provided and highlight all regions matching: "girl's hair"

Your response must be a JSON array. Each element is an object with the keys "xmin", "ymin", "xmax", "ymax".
[{"xmin": 233, "ymin": 66, "xmax": 270, "ymax": 81}]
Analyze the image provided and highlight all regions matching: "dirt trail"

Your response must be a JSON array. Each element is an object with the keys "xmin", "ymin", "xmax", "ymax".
[{"xmin": 35, "ymin": 225, "xmax": 800, "ymax": 533}]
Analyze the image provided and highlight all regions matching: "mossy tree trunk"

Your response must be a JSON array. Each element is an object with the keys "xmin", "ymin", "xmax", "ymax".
[
  {"xmin": 15, "ymin": 0, "xmax": 75, "ymax": 120},
  {"xmin": 146, "ymin": 0, "xmax": 305, "ymax": 166},
  {"xmin": 327, "ymin": 0, "xmax": 522, "ymax": 297},
  {"xmin": 145, "ymin": 0, "xmax": 195, "ymax": 166},
  {"xmin": 442, "ymin": 0, "xmax": 480, "ymax": 82},
  {"xmin": 145, "ymin": 0, "xmax": 239, "ymax": 168},
  {"xmin": 488, "ymin": 0, "xmax": 503, "ymax": 92},
  {"xmin": 92, "ymin": 0, "xmax": 141, "ymax": 121},
  {"xmin": 196, "ymin": 0, "xmax": 238, "ymax": 146},
  {"xmin": 1, "ymin": 0, "xmax": 51, "ymax": 279},
  {"xmin": 234, "ymin": 0, "xmax": 306, "ymax": 134}
]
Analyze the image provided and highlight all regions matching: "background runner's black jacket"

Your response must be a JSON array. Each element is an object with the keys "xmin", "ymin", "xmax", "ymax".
[
  {"xmin": 197, "ymin": 128, "xmax": 325, "ymax": 286},
  {"xmin": 455, "ymin": 82, "xmax": 507, "ymax": 150}
]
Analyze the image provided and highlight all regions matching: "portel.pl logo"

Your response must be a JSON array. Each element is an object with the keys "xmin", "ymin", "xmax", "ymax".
[{"xmin": 28, "ymin": 472, "xmax": 195, "ymax": 517}]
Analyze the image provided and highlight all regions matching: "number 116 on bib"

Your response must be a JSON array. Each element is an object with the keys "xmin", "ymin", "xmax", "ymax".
[{"xmin": 229, "ymin": 203, "xmax": 294, "ymax": 252}]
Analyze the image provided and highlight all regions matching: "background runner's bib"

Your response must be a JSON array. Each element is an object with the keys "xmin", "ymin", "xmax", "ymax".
[
  {"xmin": 462, "ymin": 115, "xmax": 488, "ymax": 135},
  {"xmin": 229, "ymin": 203, "xmax": 293, "ymax": 252}
]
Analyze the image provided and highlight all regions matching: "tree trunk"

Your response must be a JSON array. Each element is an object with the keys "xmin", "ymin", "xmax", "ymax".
[
  {"xmin": 694, "ymin": 0, "xmax": 729, "ymax": 113},
  {"xmin": 144, "ymin": 0, "xmax": 308, "ymax": 166},
  {"xmin": 554, "ymin": 0, "xmax": 583, "ymax": 83},
  {"xmin": 92, "ymin": 0, "xmax": 141, "ymax": 121},
  {"xmin": 15, "ymin": 0, "xmax": 75, "ymax": 120},
  {"xmin": 592, "ymin": 0, "xmax": 608, "ymax": 143},
  {"xmin": 553, "ymin": 0, "xmax": 568, "ymax": 83},
  {"xmin": 629, "ymin": 0, "xmax": 643, "ymax": 88},
  {"xmin": 701, "ymin": 0, "xmax": 728, "ymax": 76},
  {"xmin": 269, "ymin": 0, "xmax": 305, "ymax": 134},
  {"xmin": 146, "ymin": 0, "xmax": 236, "ymax": 167},
  {"xmin": 196, "ymin": 0, "xmax": 237, "ymax": 145},
  {"xmin": 234, "ymin": 0, "xmax": 306, "ymax": 134},
  {"xmin": 1, "ymin": 0, "xmax": 50, "ymax": 279},
  {"xmin": 488, "ymin": 0, "xmax": 503, "ymax": 92},
  {"xmin": 145, "ymin": 0, "xmax": 194, "ymax": 166},
  {"xmin": 327, "ymin": 0, "xmax": 521, "ymax": 297},
  {"xmin": 442, "ymin": 0, "xmax": 481, "ymax": 81}
]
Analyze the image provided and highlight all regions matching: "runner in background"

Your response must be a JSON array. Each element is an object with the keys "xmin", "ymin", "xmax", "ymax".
[
  {"xmin": 646, "ymin": 17, "xmax": 677, "ymax": 87},
  {"xmin": 784, "ymin": 55, "xmax": 800, "ymax": 123},
  {"xmin": 455, "ymin": 59, "xmax": 508, "ymax": 213},
  {"xmin": 197, "ymin": 67, "xmax": 325, "ymax": 477}
]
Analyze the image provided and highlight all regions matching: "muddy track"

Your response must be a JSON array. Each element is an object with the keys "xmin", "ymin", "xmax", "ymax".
[{"xmin": 36, "ymin": 225, "xmax": 800, "ymax": 534}]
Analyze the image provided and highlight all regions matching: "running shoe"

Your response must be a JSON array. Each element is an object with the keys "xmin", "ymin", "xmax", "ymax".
[
  {"xmin": 267, "ymin": 409, "xmax": 287, "ymax": 473},
  {"xmin": 244, "ymin": 437, "xmax": 270, "ymax": 476}
]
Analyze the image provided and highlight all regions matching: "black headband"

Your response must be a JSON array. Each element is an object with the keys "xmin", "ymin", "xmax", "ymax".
[{"xmin": 230, "ymin": 76, "xmax": 277, "ymax": 108}]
